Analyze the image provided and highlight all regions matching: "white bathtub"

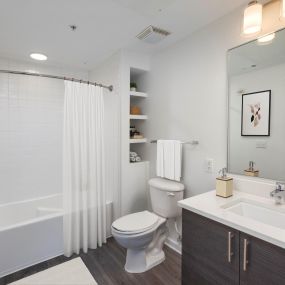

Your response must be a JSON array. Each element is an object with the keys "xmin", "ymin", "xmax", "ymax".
[{"xmin": 0, "ymin": 194, "xmax": 63, "ymax": 277}]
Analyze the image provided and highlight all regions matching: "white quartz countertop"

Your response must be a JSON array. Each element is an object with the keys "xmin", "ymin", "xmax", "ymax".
[{"xmin": 178, "ymin": 190, "xmax": 285, "ymax": 249}]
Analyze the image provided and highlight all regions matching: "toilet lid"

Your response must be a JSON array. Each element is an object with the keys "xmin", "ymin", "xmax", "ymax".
[{"xmin": 112, "ymin": 211, "xmax": 158, "ymax": 234}]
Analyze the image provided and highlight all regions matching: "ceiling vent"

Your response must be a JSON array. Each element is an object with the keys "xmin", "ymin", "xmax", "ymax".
[{"xmin": 136, "ymin": 25, "xmax": 171, "ymax": 44}]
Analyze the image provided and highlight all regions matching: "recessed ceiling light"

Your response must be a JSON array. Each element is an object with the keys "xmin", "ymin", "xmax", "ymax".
[
  {"xmin": 257, "ymin": 33, "xmax": 275, "ymax": 45},
  {"xmin": 30, "ymin": 53, "xmax": 48, "ymax": 61}
]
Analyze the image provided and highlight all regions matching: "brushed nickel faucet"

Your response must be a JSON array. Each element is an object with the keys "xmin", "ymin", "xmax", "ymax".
[{"xmin": 270, "ymin": 182, "xmax": 285, "ymax": 204}]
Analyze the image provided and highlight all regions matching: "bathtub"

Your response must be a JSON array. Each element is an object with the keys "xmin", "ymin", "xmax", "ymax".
[{"xmin": 0, "ymin": 194, "xmax": 63, "ymax": 277}]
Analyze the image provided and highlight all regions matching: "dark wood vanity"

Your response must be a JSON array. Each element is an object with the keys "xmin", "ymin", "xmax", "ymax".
[{"xmin": 182, "ymin": 209, "xmax": 285, "ymax": 285}]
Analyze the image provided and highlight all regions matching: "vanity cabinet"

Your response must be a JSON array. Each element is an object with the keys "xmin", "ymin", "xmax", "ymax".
[
  {"xmin": 182, "ymin": 209, "xmax": 240, "ymax": 285},
  {"xmin": 182, "ymin": 209, "xmax": 285, "ymax": 285},
  {"xmin": 239, "ymin": 233, "xmax": 285, "ymax": 285}
]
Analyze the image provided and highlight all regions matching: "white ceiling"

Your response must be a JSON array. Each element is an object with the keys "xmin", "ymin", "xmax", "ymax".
[{"xmin": 0, "ymin": 0, "xmax": 249, "ymax": 70}]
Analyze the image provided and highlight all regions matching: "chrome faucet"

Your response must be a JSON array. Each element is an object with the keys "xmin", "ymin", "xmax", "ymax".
[{"xmin": 270, "ymin": 182, "xmax": 285, "ymax": 204}]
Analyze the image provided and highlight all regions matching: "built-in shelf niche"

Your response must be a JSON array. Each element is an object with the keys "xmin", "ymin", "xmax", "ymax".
[
  {"xmin": 130, "ymin": 138, "xmax": 147, "ymax": 144},
  {"xmin": 130, "ymin": 114, "xmax": 148, "ymax": 120},
  {"xmin": 130, "ymin": 91, "xmax": 148, "ymax": 98},
  {"xmin": 129, "ymin": 67, "xmax": 149, "ymax": 164}
]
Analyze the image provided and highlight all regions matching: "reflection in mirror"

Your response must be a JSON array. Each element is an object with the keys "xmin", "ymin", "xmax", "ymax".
[{"xmin": 228, "ymin": 28, "xmax": 285, "ymax": 181}]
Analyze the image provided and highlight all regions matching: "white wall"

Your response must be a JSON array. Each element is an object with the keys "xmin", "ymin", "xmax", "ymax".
[
  {"xmin": 146, "ymin": 2, "xmax": 285, "ymax": 245},
  {"xmin": 120, "ymin": 51, "xmax": 151, "ymax": 216},
  {"xmin": 0, "ymin": 57, "xmax": 87, "ymax": 203},
  {"xmin": 89, "ymin": 52, "xmax": 122, "ymax": 221},
  {"xmin": 90, "ymin": 50, "xmax": 152, "ymax": 219},
  {"xmin": 229, "ymin": 63, "xmax": 285, "ymax": 181},
  {"xmin": 147, "ymin": 11, "xmax": 239, "ymax": 196}
]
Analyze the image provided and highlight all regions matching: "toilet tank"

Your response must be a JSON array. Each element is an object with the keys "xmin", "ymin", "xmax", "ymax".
[{"xmin": 149, "ymin": 178, "xmax": 184, "ymax": 219}]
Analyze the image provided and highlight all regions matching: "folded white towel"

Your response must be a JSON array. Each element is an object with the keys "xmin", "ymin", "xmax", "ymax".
[
  {"xmin": 156, "ymin": 140, "xmax": 182, "ymax": 181},
  {"xmin": 130, "ymin": 152, "xmax": 137, "ymax": 158}
]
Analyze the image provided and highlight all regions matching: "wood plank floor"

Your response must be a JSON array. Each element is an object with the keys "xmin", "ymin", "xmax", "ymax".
[{"xmin": 1, "ymin": 238, "xmax": 181, "ymax": 285}]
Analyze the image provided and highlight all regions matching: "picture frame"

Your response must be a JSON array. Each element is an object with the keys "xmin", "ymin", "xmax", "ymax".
[{"xmin": 241, "ymin": 90, "xmax": 271, "ymax": 136}]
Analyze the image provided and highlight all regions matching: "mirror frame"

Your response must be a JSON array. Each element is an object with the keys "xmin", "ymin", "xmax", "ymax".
[{"xmin": 226, "ymin": 27, "xmax": 285, "ymax": 181}]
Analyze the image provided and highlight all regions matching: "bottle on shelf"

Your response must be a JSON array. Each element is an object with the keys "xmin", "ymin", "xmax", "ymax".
[{"xmin": 130, "ymin": 125, "xmax": 144, "ymax": 139}]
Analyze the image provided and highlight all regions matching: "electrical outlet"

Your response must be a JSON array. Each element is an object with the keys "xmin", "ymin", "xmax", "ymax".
[
  {"xmin": 256, "ymin": 141, "xmax": 267, "ymax": 149},
  {"xmin": 205, "ymin": 158, "xmax": 214, "ymax": 173}
]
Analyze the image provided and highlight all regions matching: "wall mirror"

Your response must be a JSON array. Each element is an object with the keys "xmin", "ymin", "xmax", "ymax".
[{"xmin": 228, "ymin": 28, "xmax": 285, "ymax": 181}]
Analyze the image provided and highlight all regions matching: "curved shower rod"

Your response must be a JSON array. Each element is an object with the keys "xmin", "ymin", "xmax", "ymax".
[{"xmin": 0, "ymin": 69, "xmax": 113, "ymax": 92}]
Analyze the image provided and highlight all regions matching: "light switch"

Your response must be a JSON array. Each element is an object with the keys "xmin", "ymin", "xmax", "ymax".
[{"xmin": 205, "ymin": 158, "xmax": 214, "ymax": 173}]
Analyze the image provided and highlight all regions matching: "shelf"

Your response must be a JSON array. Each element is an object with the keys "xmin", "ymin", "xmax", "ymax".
[
  {"xmin": 129, "ymin": 161, "xmax": 149, "ymax": 166},
  {"xmin": 130, "ymin": 91, "xmax": 148, "ymax": 98},
  {"xmin": 130, "ymin": 138, "xmax": 147, "ymax": 144},
  {"xmin": 130, "ymin": 115, "xmax": 148, "ymax": 120}
]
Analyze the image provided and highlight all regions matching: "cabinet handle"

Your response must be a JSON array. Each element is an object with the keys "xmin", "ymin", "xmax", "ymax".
[
  {"xmin": 243, "ymin": 238, "xmax": 249, "ymax": 271},
  {"xmin": 228, "ymin": 231, "xmax": 234, "ymax": 263}
]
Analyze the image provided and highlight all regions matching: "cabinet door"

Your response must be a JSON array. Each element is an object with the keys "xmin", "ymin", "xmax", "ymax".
[
  {"xmin": 182, "ymin": 210, "xmax": 240, "ymax": 285},
  {"xmin": 240, "ymin": 233, "xmax": 285, "ymax": 285}
]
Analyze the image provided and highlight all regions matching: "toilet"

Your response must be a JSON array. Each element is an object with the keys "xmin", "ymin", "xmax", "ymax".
[{"xmin": 112, "ymin": 177, "xmax": 184, "ymax": 273}]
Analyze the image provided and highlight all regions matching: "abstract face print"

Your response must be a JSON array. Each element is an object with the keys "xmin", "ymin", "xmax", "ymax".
[
  {"xmin": 249, "ymin": 103, "xmax": 261, "ymax": 127},
  {"xmin": 241, "ymin": 91, "xmax": 271, "ymax": 136}
]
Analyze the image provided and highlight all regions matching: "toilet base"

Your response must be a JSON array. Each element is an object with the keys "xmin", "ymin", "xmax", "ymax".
[
  {"xmin": 124, "ymin": 223, "xmax": 168, "ymax": 273},
  {"xmin": 125, "ymin": 248, "xmax": 165, "ymax": 274}
]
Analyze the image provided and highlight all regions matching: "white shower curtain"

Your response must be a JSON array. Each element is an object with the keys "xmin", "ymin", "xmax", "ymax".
[{"xmin": 63, "ymin": 81, "xmax": 106, "ymax": 257}]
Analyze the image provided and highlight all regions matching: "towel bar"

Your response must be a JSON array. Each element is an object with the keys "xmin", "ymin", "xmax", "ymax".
[{"xmin": 150, "ymin": 140, "xmax": 199, "ymax": 145}]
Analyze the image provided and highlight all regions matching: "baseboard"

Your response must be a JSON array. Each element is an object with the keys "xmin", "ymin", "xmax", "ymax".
[
  {"xmin": 165, "ymin": 237, "xmax": 181, "ymax": 255},
  {"xmin": 0, "ymin": 251, "xmax": 64, "ymax": 278}
]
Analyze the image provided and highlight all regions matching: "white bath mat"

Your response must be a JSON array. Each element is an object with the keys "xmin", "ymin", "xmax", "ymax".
[{"xmin": 9, "ymin": 258, "xmax": 97, "ymax": 285}]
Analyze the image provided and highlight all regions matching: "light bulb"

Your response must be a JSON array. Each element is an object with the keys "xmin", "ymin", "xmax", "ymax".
[
  {"xmin": 30, "ymin": 53, "xmax": 48, "ymax": 61},
  {"xmin": 257, "ymin": 33, "xmax": 275, "ymax": 45}
]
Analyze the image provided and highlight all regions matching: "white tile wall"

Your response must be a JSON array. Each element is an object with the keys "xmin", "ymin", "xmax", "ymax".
[{"xmin": 0, "ymin": 58, "xmax": 87, "ymax": 203}]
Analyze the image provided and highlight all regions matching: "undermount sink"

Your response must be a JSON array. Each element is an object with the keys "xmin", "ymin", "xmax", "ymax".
[{"xmin": 222, "ymin": 199, "xmax": 285, "ymax": 230}]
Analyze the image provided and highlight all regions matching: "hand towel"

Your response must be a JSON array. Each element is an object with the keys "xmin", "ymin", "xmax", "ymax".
[{"xmin": 156, "ymin": 140, "xmax": 182, "ymax": 181}]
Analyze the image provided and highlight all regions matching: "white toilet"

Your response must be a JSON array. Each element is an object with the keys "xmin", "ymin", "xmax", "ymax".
[{"xmin": 112, "ymin": 177, "xmax": 184, "ymax": 273}]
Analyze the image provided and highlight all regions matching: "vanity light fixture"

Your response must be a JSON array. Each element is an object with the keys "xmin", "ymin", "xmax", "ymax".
[
  {"xmin": 257, "ymin": 33, "xmax": 276, "ymax": 44},
  {"xmin": 282, "ymin": 0, "xmax": 285, "ymax": 18},
  {"xmin": 243, "ymin": 1, "xmax": 263, "ymax": 35},
  {"xmin": 30, "ymin": 53, "xmax": 48, "ymax": 61}
]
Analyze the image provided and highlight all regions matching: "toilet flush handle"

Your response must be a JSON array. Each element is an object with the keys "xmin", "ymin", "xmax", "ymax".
[{"xmin": 167, "ymin": 192, "xmax": 175, "ymax": 197}]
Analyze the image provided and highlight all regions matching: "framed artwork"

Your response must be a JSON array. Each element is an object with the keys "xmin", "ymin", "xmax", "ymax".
[{"xmin": 241, "ymin": 90, "xmax": 271, "ymax": 136}]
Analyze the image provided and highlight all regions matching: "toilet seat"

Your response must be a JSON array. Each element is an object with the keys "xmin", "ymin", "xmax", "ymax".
[{"xmin": 112, "ymin": 211, "xmax": 159, "ymax": 235}]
